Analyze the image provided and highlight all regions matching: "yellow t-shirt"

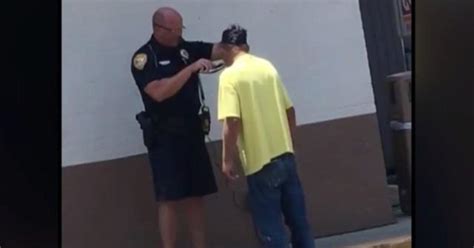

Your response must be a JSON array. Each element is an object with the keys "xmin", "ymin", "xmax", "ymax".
[{"xmin": 217, "ymin": 53, "xmax": 294, "ymax": 176}]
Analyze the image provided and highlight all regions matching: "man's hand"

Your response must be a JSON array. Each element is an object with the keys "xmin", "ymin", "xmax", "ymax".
[
  {"xmin": 222, "ymin": 160, "xmax": 239, "ymax": 181},
  {"xmin": 190, "ymin": 58, "xmax": 213, "ymax": 73}
]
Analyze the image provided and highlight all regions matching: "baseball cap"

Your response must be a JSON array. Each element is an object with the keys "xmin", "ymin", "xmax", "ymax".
[{"xmin": 220, "ymin": 24, "xmax": 247, "ymax": 45}]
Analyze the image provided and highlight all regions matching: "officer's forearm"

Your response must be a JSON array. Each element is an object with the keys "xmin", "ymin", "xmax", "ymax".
[
  {"xmin": 211, "ymin": 43, "xmax": 225, "ymax": 60},
  {"xmin": 144, "ymin": 66, "xmax": 194, "ymax": 102}
]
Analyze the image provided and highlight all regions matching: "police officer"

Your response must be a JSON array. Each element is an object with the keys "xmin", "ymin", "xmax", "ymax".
[{"xmin": 130, "ymin": 7, "xmax": 222, "ymax": 248}]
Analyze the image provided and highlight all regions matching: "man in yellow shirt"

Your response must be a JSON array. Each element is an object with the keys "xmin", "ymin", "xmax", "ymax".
[{"xmin": 217, "ymin": 24, "xmax": 315, "ymax": 248}]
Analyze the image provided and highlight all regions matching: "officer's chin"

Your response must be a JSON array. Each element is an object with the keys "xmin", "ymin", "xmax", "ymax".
[
  {"xmin": 173, "ymin": 36, "xmax": 184, "ymax": 46},
  {"xmin": 165, "ymin": 37, "xmax": 181, "ymax": 47}
]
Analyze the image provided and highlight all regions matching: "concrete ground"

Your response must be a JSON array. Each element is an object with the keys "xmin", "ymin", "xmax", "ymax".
[{"xmin": 313, "ymin": 205, "xmax": 411, "ymax": 248}]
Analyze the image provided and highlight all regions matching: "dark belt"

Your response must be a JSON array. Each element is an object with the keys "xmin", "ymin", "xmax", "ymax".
[{"xmin": 270, "ymin": 152, "xmax": 293, "ymax": 162}]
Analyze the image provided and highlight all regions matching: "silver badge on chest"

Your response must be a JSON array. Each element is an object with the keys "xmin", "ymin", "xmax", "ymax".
[{"xmin": 180, "ymin": 49, "xmax": 189, "ymax": 64}]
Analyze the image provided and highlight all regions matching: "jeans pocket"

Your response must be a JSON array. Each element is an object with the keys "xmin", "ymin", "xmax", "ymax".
[{"xmin": 263, "ymin": 161, "xmax": 288, "ymax": 188}]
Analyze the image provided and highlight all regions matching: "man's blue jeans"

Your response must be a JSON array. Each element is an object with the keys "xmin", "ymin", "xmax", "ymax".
[{"xmin": 247, "ymin": 153, "xmax": 315, "ymax": 248}]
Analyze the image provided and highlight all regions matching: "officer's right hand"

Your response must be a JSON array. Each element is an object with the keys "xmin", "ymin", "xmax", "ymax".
[{"xmin": 190, "ymin": 58, "xmax": 213, "ymax": 73}]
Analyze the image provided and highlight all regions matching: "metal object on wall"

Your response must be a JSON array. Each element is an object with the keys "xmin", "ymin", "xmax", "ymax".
[
  {"xmin": 387, "ymin": 71, "xmax": 412, "ymax": 215},
  {"xmin": 394, "ymin": 0, "xmax": 412, "ymax": 36},
  {"xmin": 393, "ymin": 0, "xmax": 412, "ymax": 70}
]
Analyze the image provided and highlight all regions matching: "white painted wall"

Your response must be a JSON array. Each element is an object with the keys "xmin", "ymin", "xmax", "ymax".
[{"xmin": 62, "ymin": 0, "xmax": 375, "ymax": 167}]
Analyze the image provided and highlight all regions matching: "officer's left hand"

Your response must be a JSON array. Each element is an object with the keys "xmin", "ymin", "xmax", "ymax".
[{"xmin": 190, "ymin": 58, "xmax": 213, "ymax": 73}]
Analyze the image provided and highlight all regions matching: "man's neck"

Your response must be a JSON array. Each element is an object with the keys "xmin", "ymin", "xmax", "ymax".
[
  {"xmin": 235, "ymin": 51, "xmax": 247, "ymax": 58},
  {"xmin": 233, "ymin": 51, "xmax": 247, "ymax": 62}
]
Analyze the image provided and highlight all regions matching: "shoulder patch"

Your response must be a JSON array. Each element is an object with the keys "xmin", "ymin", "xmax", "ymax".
[{"xmin": 133, "ymin": 53, "xmax": 147, "ymax": 70}]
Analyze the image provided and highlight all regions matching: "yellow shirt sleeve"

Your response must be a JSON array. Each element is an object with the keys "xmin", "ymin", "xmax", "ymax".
[
  {"xmin": 218, "ymin": 71, "xmax": 241, "ymax": 120},
  {"xmin": 277, "ymin": 74, "xmax": 293, "ymax": 109}
]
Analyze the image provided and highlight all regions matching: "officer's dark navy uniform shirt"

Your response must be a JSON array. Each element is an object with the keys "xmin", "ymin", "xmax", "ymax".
[
  {"xmin": 131, "ymin": 36, "xmax": 218, "ymax": 201},
  {"xmin": 131, "ymin": 36, "xmax": 213, "ymax": 123}
]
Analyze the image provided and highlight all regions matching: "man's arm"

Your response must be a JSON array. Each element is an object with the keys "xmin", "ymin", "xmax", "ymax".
[
  {"xmin": 144, "ymin": 59, "xmax": 212, "ymax": 102},
  {"xmin": 222, "ymin": 117, "xmax": 241, "ymax": 181},
  {"xmin": 286, "ymin": 107, "xmax": 296, "ymax": 143}
]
